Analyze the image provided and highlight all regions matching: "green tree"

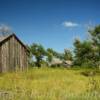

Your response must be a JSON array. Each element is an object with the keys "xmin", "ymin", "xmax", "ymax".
[
  {"xmin": 63, "ymin": 49, "xmax": 73, "ymax": 60},
  {"xmin": 46, "ymin": 48, "xmax": 53, "ymax": 62},
  {"xmin": 46, "ymin": 48, "xmax": 63, "ymax": 63},
  {"xmin": 74, "ymin": 38, "xmax": 98, "ymax": 67},
  {"xmin": 89, "ymin": 25, "xmax": 100, "ymax": 46},
  {"xmin": 89, "ymin": 25, "xmax": 100, "ymax": 67},
  {"xmin": 73, "ymin": 25, "xmax": 100, "ymax": 67},
  {"xmin": 30, "ymin": 43, "xmax": 46, "ymax": 67}
]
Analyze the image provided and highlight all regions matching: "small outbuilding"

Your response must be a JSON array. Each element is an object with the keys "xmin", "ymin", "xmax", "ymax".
[
  {"xmin": 0, "ymin": 34, "xmax": 29, "ymax": 72},
  {"xmin": 48, "ymin": 57, "xmax": 73, "ymax": 68},
  {"xmin": 49, "ymin": 57, "xmax": 62, "ymax": 66},
  {"xmin": 63, "ymin": 60, "xmax": 73, "ymax": 67}
]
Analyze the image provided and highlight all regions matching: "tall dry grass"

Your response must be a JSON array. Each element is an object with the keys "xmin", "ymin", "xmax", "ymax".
[{"xmin": 0, "ymin": 67, "xmax": 100, "ymax": 100}]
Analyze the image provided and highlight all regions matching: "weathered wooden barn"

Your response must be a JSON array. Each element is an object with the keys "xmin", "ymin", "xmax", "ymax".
[{"xmin": 0, "ymin": 34, "xmax": 29, "ymax": 72}]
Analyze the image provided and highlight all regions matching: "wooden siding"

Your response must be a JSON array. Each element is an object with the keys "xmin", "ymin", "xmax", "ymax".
[{"xmin": 0, "ymin": 36, "xmax": 28, "ymax": 72}]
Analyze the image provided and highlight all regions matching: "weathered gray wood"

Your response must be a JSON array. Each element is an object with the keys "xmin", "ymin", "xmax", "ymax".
[{"xmin": 0, "ymin": 34, "xmax": 29, "ymax": 73}]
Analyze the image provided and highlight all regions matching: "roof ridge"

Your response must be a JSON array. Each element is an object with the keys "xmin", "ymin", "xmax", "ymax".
[{"xmin": 0, "ymin": 33, "xmax": 29, "ymax": 52}]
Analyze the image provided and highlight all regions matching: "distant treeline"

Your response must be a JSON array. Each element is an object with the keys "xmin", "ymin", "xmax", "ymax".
[{"xmin": 28, "ymin": 25, "xmax": 100, "ymax": 68}]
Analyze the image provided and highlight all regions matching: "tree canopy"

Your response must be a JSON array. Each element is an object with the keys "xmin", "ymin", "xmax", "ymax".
[{"xmin": 73, "ymin": 25, "xmax": 100, "ymax": 68}]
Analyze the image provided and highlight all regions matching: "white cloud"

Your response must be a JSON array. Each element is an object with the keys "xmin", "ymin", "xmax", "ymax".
[
  {"xmin": 63, "ymin": 21, "xmax": 79, "ymax": 28},
  {"xmin": 0, "ymin": 24, "xmax": 12, "ymax": 35}
]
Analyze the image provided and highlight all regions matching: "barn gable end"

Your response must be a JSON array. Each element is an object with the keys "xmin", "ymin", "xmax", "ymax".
[{"xmin": 0, "ymin": 34, "xmax": 29, "ymax": 72}]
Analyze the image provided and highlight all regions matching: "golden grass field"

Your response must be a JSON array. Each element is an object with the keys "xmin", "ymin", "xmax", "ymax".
[{"xmin": 0, "ymin": 67, "xmax": 100, "ymax": 100}]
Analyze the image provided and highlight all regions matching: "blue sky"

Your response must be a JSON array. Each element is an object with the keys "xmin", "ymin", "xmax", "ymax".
[{"xmin": 0, "ymin": 0, "xmax": 100, "ymax": 52}]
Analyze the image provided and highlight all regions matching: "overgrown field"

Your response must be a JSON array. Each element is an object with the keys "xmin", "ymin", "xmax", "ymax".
[{"xmin": 0, "ymin": 67, "xmax": 100, "ymax": 100}]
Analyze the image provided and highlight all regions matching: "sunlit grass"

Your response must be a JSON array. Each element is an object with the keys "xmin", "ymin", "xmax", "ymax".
[{"xmin": 0, "ymin": 67, "xmax": 100, "ymax": 100}]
